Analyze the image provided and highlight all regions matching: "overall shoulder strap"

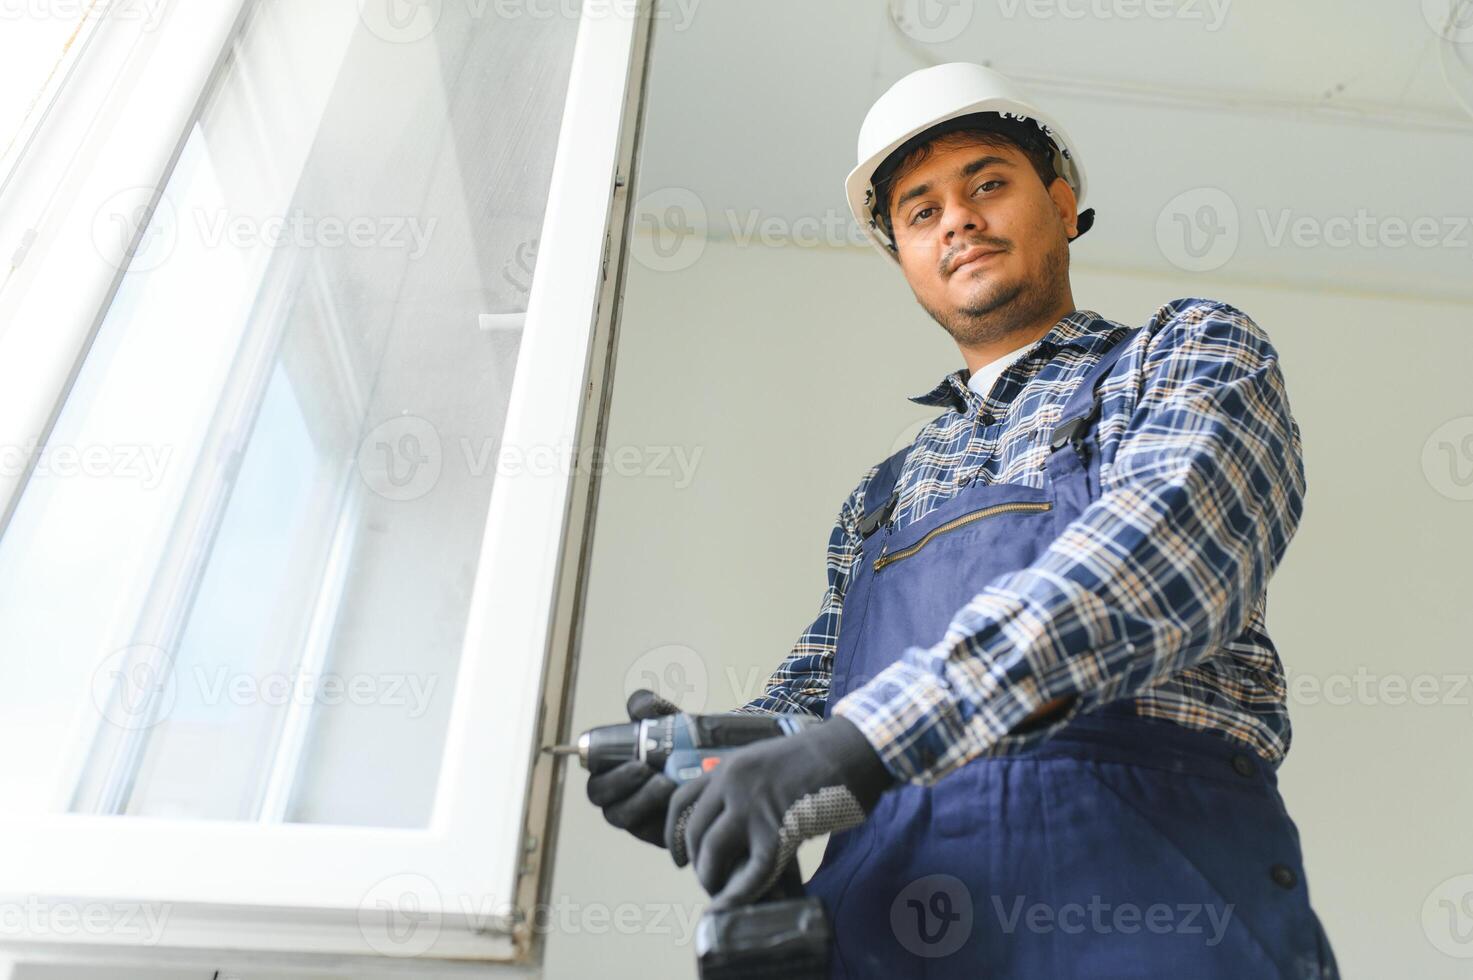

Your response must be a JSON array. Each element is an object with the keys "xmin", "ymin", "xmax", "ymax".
[
  {"xmin": 858, "ymin": 325, "xmax": 1142, "ymax": 537},
  {"xmin": 1048, "ymin": 325, "xmax": 1145, "ymax": 451},
  {"xmin": 856, "ymin": 445, "xmax": 910, "ymax": 538}
]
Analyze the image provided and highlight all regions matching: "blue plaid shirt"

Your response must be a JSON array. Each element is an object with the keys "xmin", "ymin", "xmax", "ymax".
[{"xmin": 736, "ymin": 298, "xmax": 1305, "ymax": 787}]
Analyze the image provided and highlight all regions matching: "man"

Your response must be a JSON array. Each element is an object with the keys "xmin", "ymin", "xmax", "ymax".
[{"xmin": 588, "ymin": 63, "xmax": 1338, "ymax": 977}]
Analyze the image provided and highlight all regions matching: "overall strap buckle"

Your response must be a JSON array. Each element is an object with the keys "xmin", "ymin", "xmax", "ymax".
[
  {"xmin": 1048, "ymin": 324, "xmax": 1145, "ymax": 454},
  {"xmin": 856, "ymin": 444, "xmax": 911, "ymax": 539},
  {"xmin": 857, "ymin": 490, "xmax": 898, "ymax": 538},
  {"xmin": 1049, "ymin": 414, "xmax": 1089, "ymax": 451}
]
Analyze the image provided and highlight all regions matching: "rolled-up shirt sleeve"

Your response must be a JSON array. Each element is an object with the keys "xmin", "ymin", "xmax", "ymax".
[{"xmin": 832, "ymin": 301, "xmax": 1306, "ymax": 786}]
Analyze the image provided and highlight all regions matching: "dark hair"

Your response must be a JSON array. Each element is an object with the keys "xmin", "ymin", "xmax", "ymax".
[{"xmin": 870, "ymin": 112, "xmax": 1060, "ymax": 245}]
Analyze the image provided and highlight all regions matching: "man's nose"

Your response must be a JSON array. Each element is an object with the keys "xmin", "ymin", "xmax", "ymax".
[{"xmin": 939, "ymin": 196, "xmax": 988, "ymax": 249}]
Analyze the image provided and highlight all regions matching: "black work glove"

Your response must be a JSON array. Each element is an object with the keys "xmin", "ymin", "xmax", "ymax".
[
  {"xmin": 585, "ymin": 688, "xmax": 681, "ymax": 847},
  {"xmin": 664, "ymin": 714, "xmax": 897, "ymax": 910}
]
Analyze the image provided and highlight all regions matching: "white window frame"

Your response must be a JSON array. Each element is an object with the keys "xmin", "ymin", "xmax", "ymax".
[
  {"xmin": 0, "ymin": 0, "xmax": 653, "ymax": 970},
  {"xmin": 0, "ymin": 0, "xmax": 113, "ymax": 193},
  {"xmin": 0, "ymin": 0, "xmax": 251, "ymax": 527}
]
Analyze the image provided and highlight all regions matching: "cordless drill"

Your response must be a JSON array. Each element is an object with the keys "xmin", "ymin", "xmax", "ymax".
[{"xmin": 545, "ymin": 708, "xmax": 833, "ymax": 979}]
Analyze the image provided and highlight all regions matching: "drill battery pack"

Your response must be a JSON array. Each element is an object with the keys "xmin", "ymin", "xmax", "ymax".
[{"xmin": 694, "ymin": 896, "xmax": 831, "ymax": 979}]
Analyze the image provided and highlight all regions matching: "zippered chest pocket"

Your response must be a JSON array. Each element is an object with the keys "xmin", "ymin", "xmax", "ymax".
[{"xmin": 873, "ymin": 500, "xmax": 1052, "ymax": 572}]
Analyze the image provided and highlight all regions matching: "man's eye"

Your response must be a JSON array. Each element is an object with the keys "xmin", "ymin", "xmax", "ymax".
[{"xmin": 909, "ymin": 182, "xmax": 1005, "ymax": 225}]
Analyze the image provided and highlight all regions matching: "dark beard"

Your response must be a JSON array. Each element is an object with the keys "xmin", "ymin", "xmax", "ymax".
[{"xmin": 922, "ymin": 236, "xmax": 1068, "ymax": 348}]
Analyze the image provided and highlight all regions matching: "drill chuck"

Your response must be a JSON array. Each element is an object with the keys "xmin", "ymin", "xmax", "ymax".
[{"xmin": 577, "ymin": 723, "xmax": 641, "ymax": 775}]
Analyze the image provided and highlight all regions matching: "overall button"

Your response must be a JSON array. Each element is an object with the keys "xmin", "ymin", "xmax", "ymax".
[
  {"xmin": 1230, "ymin": 753, "xmax": 1256, "ymax": 778},
  {"xmin": 1270, "ymin": 864, "xmax": 1298, "ymax": 889}
]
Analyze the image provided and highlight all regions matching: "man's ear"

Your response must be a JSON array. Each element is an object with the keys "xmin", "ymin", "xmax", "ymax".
[{"xmin": 1048, "ymin": 176, "xmax": 1079, "ymax": 241}]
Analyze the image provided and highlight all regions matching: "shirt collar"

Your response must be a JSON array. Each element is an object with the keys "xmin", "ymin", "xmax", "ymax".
[{"xmin": 907, "ymin": 308, "xmax": 1110, "ymax": 410}]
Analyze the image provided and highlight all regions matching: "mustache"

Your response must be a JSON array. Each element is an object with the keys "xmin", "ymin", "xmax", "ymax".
[{"xmin": 942, "ymin": 238, "xmax": 1010, "ymax": 274}]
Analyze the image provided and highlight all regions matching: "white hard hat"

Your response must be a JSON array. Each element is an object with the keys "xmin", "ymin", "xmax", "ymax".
[{"xmin": 845, "ymin": 62, "xmax": 1094, "ymax": 264}]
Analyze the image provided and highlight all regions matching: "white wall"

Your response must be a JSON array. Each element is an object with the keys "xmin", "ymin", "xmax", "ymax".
[{"xmin": 541, "ymin": 235, "xmax": 1473, "ymax": 979}]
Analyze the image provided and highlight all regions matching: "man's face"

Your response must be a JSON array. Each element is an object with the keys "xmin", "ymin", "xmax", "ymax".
[{"xmin": 886, "ymin": 136, "xmax": 1079, "ymax": 346}]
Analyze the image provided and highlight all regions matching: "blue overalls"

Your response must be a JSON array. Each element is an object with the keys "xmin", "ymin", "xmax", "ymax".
[{"xmin": 806, "ymin": 328, "xmax": 1339, "ymax": 978}]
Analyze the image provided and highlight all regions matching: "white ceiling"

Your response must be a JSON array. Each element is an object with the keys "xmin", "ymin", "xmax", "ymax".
[{"xmin": 636, "ymin": 0, "xmax": 1473, "ymax": 300}]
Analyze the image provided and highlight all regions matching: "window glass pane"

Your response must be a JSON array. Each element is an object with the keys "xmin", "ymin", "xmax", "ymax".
[{"xmin": 0, "ymin": 0, "xmax": 580, "ymax": 828}]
